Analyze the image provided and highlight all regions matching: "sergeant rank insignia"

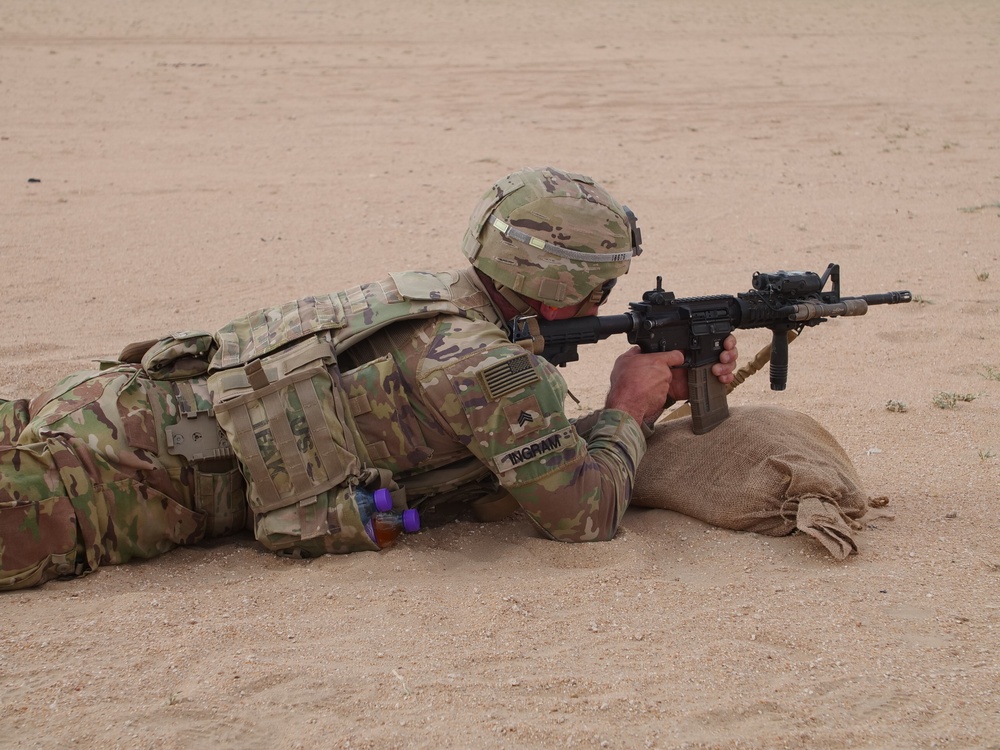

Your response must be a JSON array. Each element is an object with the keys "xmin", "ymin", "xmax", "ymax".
[
  {"xmin": 478, "ymin": 353, "xmax": 540, "ymax": 401},
  {"xmin": 502, "ymin": 395, "xmax": 544, "ymax": 436}
]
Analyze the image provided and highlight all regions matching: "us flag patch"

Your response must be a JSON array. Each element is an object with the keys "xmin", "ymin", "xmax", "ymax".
[{"xmin": 478, "ymin": 354, "xmax": 540, "ymax": 401}]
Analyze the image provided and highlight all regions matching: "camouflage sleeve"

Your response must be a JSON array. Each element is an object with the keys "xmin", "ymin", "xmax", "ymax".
[{"xmin": 417, "ymin": 318, "xmax": 647, "ymax": 542}]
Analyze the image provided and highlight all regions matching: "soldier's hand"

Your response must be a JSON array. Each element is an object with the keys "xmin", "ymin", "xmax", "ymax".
[
  {"xmin": 665, "ymin": 333, "xmax": 739, "ymax": 402},
  {"xmin": 712, "ymin": 334, "xmax": 739, "ymax": 384},
  {"xmin": 606, "ymin": 347, "xmax": 684, "ymax": 426}
]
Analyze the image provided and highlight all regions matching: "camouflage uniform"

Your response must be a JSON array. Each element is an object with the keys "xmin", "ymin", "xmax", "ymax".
[
  {"xmin": 0, "ymin": 370, "xmax": 243, "ymax": 589},
  {"xmin": 1, "ymin": 167, "xmax": 647, "ymax": 589},
  {"xmin": 331, "ymin": 268, "xmax": 646, "ymax": 540},
  {"xmin": 0, "ymin": 268, "xmax": 646, "ymax": 590}
]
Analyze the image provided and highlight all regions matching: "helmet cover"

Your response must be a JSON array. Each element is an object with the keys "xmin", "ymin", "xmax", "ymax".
[{"xmin": 462, "ymin": 166, "xmax": 641, "ymax": 307}]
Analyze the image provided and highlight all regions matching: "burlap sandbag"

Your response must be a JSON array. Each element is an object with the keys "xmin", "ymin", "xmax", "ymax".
[{"xmin": 630, "ymin": 405, "xmax": 891, "ymax": 559}]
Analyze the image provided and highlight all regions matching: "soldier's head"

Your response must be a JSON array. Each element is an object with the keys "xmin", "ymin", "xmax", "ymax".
[{"xmin": 462, "ymin": 166, "xmax": 642, "ymax": 320}]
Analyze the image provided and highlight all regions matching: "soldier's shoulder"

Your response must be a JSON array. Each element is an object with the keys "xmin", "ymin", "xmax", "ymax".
[{"xmin": 418, "ymin": 314, "xmax": 511, "ymax": 366}]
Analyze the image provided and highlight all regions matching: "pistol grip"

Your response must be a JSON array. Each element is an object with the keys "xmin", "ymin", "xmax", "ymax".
[{"xmin": 688, "ymin": 364, "xmax": 730, "ymax": 434}]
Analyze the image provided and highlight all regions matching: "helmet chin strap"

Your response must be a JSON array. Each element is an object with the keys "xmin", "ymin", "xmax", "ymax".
[
  {"xmin": 494, "ymin": 283, "xmax": 535, "ymax": 316},
  {"xmin": 473, "ymin": 268, "xmax": 535, "ymax": 320}
]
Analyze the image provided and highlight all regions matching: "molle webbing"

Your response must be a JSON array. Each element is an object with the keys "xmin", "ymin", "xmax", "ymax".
[
  {"xmin": 210, "ymin": 336, "xmax": 360, "ymax": 516},
  {"xmin": 233, "ymin": 363, "xmax": 347, "ymax": 511}
]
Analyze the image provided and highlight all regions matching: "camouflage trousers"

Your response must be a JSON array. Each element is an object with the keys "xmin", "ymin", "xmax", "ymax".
[{"xmin": 0, "ymin": 367, "xmax": 247, "ymax": 591}]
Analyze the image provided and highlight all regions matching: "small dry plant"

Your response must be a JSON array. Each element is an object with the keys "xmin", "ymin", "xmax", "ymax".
[
  {"xmin": 932, "ymin": 392, "xmax": 978, "ymax": 409},
  {"xmin": 958, "ymin": 201, "xmax": 1000, "ymax": 214}
]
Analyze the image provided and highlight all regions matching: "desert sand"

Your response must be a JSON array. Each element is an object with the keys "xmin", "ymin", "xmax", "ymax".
[{"xmin": 1, "ymin": 1, "xmax": 998, "ymax": 748}]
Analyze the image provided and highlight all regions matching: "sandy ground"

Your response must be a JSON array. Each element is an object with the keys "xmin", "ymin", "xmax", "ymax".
[{"xmin": 1, "ymin": 1, "xmax": 998, "ymax": 748}]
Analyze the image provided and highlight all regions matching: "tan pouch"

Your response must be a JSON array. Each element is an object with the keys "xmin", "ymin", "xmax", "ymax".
[
  {"xmin": 192, "ymin": 464, "xmax": 249, "ymax": 538},
  {"xmin": 141, "ymin": 331, "xmax": 216, "ymax": 380},
  {"xmin": 208, "ymin": 334, "xmax": 379, "ymax": 553}
]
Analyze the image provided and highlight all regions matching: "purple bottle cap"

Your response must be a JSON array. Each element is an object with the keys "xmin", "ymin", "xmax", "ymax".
[
  {"xmin": 373, "ymin": 488, "xmax": 393, "ymax": 513},
  {"xmin": 402, "ymin": 508, "xmax": 421, "ymax": 534}
]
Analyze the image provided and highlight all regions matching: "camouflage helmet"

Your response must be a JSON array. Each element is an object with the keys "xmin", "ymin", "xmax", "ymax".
[{"xmin": 462, "ymin": 166, "xmax": 643, "ymax": 307}]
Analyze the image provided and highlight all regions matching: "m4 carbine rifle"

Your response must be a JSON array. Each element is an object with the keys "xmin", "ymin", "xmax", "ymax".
[{"xmin": 508, "ymin": 263, "xmax": 911, "ymax": 435}]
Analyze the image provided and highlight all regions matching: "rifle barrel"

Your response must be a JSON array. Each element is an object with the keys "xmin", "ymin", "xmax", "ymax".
[{"xmin": 860, "ymin": 291, "xmax": 912, "ymax": 305}]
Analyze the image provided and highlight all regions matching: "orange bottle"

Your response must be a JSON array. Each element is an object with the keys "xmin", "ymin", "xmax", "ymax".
[{"xmin": 368, "ymin": 509, "xmax": 421, "ymax": 549}]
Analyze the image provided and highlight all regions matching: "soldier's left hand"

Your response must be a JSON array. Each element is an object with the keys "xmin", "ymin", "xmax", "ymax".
[
  {"xmin": 667, "ymin": 334, "xmax": 739, "ymax": 401},
  {"xmin": 712, "ymin": 334, "xmax": 739, "ymax": 384}
]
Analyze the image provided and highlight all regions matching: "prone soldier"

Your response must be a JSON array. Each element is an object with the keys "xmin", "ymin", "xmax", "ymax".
[{"xmin": 0, "ymin": 166, "xmax": 738, "ymax": 590}]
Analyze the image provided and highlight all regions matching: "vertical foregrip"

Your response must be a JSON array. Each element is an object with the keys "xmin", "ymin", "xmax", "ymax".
[
  {"xmin": 769, "ymin": 327, "xmax": 789, "ymax": 391},
  {"xmin": 688, "ymin": 364, "xmax": 730, "ymax": 434}
]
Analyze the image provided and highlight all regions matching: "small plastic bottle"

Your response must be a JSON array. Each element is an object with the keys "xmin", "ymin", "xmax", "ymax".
[
  {"xmin": 356, "ymin": 486, "xmax": 420, "ymax": 549},
  {"xmin": 368, "ymin": 508, "xmax": 421, "ymax": 549},
  {"xmin": 356, "ymin": 487, "xmax": 395, "ymax": 519}
]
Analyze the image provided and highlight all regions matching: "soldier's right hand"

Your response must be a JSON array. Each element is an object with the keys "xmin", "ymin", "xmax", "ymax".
[{"xmin": 605, "ymin": 346, "xmax": 685, "ymax": 427}]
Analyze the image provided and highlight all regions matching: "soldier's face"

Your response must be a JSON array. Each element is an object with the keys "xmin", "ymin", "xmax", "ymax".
[
  {"xmin": 533, "ymin": 278, "xmax": 617, "ymax": 320},
  {"xmin": 532, "ymin": 295, "xmax": 602, "ymax": 321}
]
